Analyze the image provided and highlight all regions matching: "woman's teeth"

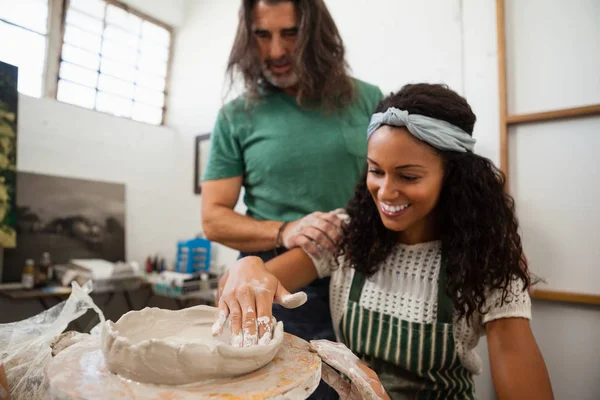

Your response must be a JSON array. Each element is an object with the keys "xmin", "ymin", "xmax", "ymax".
[{"xmin": 381, "ymin": 203, "xmax": 410, "ymax": 213}]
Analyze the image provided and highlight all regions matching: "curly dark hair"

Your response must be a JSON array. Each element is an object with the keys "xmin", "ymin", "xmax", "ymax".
[
  {"xmin": 340, "ymin": 83, "xmax": 530, "ymax": 321},
  {"xmin": 226, "ymin": 0, "xmax": 354, "ymax": 110}
]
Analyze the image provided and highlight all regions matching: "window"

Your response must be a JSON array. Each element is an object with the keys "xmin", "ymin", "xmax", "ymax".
[
  {"xmin": 0, "ymin": 0, "xmax": 49, "ymax": 98},
  {"xmin": 57, "ymin": 0, "xmax": 172, "ymax": 125}
]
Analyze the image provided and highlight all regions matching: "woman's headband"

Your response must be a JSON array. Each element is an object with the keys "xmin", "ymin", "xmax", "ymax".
[{"xmin": 367, "ymin": 107, "xmax": 476, "ymax": 153}]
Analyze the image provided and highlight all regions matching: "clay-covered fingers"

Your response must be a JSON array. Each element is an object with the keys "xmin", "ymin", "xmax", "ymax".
[
  {"xmin": 226, "ymin": 299, "xmax": 244, "ymax": 347},
  {"xmin": 273, "ymin": 282, "xmax": 307, "ymax": 309},
  {"xmin": 212, "ymin": 299, "xmax": 229, "ymax": 337},
  {"xmin": 311, "ymin": 213, "xmax": 344, "ymax": 243},
  {"xmin": 300, "ymin": 225, "xmax": 337, "ymax": 252},
  {"xmin": 350, "ymin": 364, "xmax": 387, "ymax": 400},
  {"xmin": 309, "ymin": 340, "xmax": 360, "ymax": 375},
  {"xmin": 238, "ymin": 288, "xmax": 258, "ymax": 347},
  {"xmin": 255, "ymin": 288, "xmax": 275, "ymax": 345},
  {"xmin": 295, "ymin": 234, "xmax": 325, "ymax": 258},
  {"xmin": 321, "ymin": 363, "xmax": 357, "ymax": 399},
  {"xmin": 311, "ymin": 340, "xmax": 385, "ymax": 400},
  {"xmin": 299, "ymin": 211, "xmax": 347, "ymax": 253},
  {"xmin": 212, "ymin": 256, "xmax": 283, "ymax": 347}
]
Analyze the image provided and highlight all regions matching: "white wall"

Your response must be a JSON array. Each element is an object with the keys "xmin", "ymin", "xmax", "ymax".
[
  {"xmin": 121, "ymin": 0, "xmax": 186, "ymax": 28},
  {"xmin": 502, "ymin": 1, "xmax": 600, "ymax": 399}
]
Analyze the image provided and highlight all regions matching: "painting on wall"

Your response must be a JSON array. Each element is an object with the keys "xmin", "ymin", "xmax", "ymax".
[
  {"xmin": 0, "ymin": 61, "xmax": 18, "ymax": 249},
  {"xmin": 3, "ymin": 172, "xmax": 126, "ymax": 282},
  {"xmin": 194, "ymin": 133, "xmax": 211, "ymax": 194}
]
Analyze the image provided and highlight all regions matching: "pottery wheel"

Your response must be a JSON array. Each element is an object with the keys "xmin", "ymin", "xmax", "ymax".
[{"xmin": 46, "ymin": 334, "xmax": 321, "ymax": 400}]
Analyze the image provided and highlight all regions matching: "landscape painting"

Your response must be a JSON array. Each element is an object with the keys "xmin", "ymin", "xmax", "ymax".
[
  {"xmin": 3, "ymin": 172, "xmax": 126, "ymax": 282},
  {"xmin": 0, "ymin": 61, "xmax": 18, "ymax": 249}
]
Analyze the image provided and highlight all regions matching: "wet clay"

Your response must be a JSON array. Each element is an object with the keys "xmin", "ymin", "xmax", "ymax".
[{"xmin": 100, "ymin": 305, "xmax": 284, "ymax": 385}]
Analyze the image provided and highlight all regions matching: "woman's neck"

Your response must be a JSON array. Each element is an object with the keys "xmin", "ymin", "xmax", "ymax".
[{"xmin": 397, "ymin": 214, "xmax": 440, "ymax": 245}]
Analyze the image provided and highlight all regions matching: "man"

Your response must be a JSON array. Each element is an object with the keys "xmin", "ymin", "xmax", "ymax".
[{"xmin": 202, "ymin": 1, "xmax": 382, "ymax": 396}]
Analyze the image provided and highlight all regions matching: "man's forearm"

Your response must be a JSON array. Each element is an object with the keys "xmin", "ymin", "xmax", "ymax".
[{"xmin": 203, "ymin": 205, "xmax": 283, "ymax": 252}]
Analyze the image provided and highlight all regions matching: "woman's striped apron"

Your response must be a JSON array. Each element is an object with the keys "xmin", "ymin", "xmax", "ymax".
[{"xmin": 339, "ymin": 263, "xmax": 476, "ymax": 399}]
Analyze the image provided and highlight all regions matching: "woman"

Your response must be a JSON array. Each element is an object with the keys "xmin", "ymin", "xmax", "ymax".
[{"xmin": 214, "ymin": 84, "xmax": 553, "ymax": 399}]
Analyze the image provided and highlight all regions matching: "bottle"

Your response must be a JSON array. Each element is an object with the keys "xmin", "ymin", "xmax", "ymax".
[
  {"xmin": 145, "ymin": 256, "xmax": 153, "ymax": 274},
  {"xmin": 47, "ymin": 254, "xmax": 54, "ymax": 281},
  {"xmin": 22, "ymin": 259, "xmax": 35, "ymax": 289},
  {"xmin": 40, "ymin": 252, "xmax": 53, "ymax": 283}
]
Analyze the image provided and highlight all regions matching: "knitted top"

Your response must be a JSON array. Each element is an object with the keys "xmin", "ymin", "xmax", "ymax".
[{"xmin": 313, "ymin": 240, "xmax": 531, "ymax": 374}]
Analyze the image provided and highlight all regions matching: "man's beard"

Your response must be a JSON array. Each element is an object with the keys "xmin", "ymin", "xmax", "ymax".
[{"xmin": 262, "ymin": 56, "xmax": 299, "ymax": 89}]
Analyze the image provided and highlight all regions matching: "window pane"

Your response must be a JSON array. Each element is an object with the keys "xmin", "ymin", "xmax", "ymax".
[
  {"xmin": 57, "ymin": 80, "xmax": 96, "ymax": 109},
  {"xmin": 61, "ymin": 44, "xmax": 100, "ymax": 70},
  {"xmin": 96, "ymin": 91, "xmax": 132, "ymax": 118},
  {"xmin": 59, "ymin": 62, "xmax": 98, "ymax": 87},
  {"xmin": 134, "ymin": 85, "xmax": 164, "ymax": 109},
  {"xmin": 58, "ymin": 0, "xmax": 169, "ymax": 125},
  {"xmin": 0, "ymin": 21, "xmax": 46, "ymax": 68},
  {"xmin": 138, "ymin": 55, "xmax": 167, "ymax": 77},
  {"xmin": 17, "ymin": 69, "xmax": 42, "ymax": 98},
  {"xmin": 132, "ymin": 102, "xmax": 162, "ymax": 125},
  {"xmin": 0, "ymin": 21, "xmax": 46, "ymax": 98},
  {"xmin": 101, "ymin": 40, "xmax": 137, "ymax": 66},
  {"xmin": 140, "ymin": 40, "xmax": 169, "ymax": 62},
  {"xmin": 103, "ymin": 25, "xmax": 139, "ymax": 49},
  {"xmin": 136, "ymin": 71, "xmax": 165, "ymax": 91},
  {"xmin": 98, "ymin": 74, "xmax": 134, "ymax": 98},
  {"xmin": 100, "ymin": 58, "xmax": 136, "ymax": 81},
  {"xmin": 66, "ymin": 9, "xmax": 103, "ymax": 35},
  {"xmin": 106, "ymin": 5, "xmax": 141, "ymax": 35},
  {"xmin": 64, "ymin": 25, "xmax": 102, "ymax": 53},
  {"xmin": 0, "ymin": 0, "xmax": 48, "ymax": 34},
  {"xmin": 69, "ymin": 0, "xmax": 106, "ymax": 20},
  {"xmin": 141, "ymin": 21, "xmax": 170, "ymax": 46}
]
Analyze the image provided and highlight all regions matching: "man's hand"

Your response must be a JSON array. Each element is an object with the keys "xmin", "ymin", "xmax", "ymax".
[
  {"xmin": 282, "ymin": 209, "xmax": 348, "ymax": 258},
  {"xmin": 310, "ymin": 340, "xmax": 390, "ymax": 400}
]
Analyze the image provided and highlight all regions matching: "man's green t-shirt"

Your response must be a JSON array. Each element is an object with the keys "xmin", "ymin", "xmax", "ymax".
[{"xmin": 203, "ymin": 79, "xmax": 384, "ymax": 222}]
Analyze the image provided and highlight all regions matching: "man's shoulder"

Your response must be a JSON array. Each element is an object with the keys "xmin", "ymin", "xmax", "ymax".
[
  {"xmin": 349, "ymin": 78, "xmax": 384, "ymax": 114},
  {"xmin": 351, "ymin": 78, "xmax": 383, "ymax": 99},
  {"xmin": 215, "ymin": 95, "xmax": 251, "ymax": 127},
  {"xmin": 221, "ymin": 95, "xmax": 247, "ymax": 114}
]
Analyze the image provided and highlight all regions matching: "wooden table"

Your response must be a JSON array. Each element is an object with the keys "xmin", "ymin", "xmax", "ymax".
[
  {"xmin": 0, "ymin": 279, "xmax": 216, "ymax": 315},
  {"xmin": 0, "ymin": 280, "xmax": 148, "ymax": 311}
]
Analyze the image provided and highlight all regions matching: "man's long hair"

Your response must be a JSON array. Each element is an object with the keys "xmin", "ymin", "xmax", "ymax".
[{"xmin": 226, "ymin": 0, "xmax": 355, "ymax": 110}]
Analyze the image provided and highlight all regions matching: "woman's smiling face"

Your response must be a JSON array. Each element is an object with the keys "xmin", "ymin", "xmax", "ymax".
[{"xmin": 366, "ymin": 125, "xmax": 445, "ymax": 244}]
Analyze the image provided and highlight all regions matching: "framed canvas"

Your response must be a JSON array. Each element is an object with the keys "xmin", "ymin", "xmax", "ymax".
[
  {"xmin": 3, "ymin": 172, "xmax": 126, "ymax": 282},
  {"xmin": 194, "ymin": 133, "xmax": 211, "ymax": 194},
  {"xmin": 0, "ymin": 61, "xmax": 18, "ymax": 249}
]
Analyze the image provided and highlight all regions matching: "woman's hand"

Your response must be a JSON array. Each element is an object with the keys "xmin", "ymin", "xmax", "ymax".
[
  {"xmin": 212, "ymin": 256, "xmax": 307, "ymax": 347},
  {"xmin": 310, "ymin": 340, "xmax": 390, "ymax": 400}
]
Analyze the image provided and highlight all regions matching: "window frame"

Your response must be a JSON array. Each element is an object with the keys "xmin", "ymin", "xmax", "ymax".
[
  {"xmin": 0, "ymin": 0, "xmax": 51, "ymax": 98},
  {"xmin": 45, "ymin": 0, "xmax": 174, "ymax": 125}
]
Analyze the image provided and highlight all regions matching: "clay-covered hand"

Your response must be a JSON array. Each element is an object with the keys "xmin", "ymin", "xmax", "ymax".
[
  {"xmin": 310, "ymin": 340, "xmax": 390, "ymax": 400},
  {"xmin": 281, "ymin": 209, "xmax": 348, "ymax": 259},
  {"xmin": 212, "ymin": 256, "xmax": 307, "ymax": 347}
]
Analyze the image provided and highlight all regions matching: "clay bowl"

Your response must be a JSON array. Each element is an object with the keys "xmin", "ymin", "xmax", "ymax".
[{"xmin": 100, "ymin": 305, "xmax": 284, "ymax": 385}]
